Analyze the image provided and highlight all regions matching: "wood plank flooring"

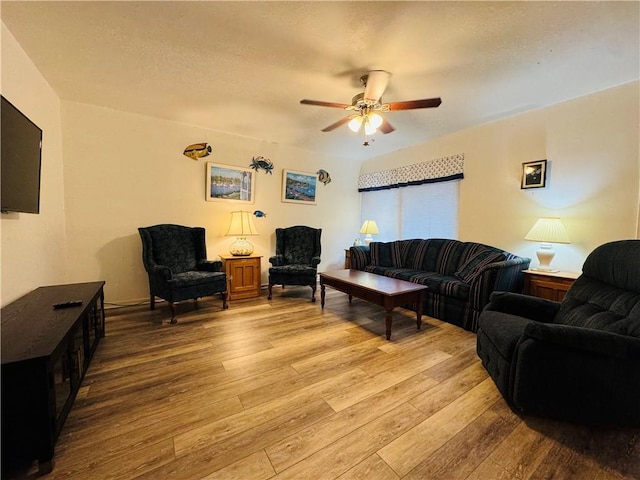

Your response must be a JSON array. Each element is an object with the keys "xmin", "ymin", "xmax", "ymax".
[{"xmin": 9, "ymin": 287, "xmax": 640, "ymax": 479}]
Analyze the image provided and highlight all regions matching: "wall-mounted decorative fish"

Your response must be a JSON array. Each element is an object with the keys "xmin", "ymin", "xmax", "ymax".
[
  {"xmin": 250, "ymin": 156, "xmax": 274, "ymax": 174},
  {"xmin": 183, "ymin": 143, "xmax": 212, "ymax": 160},
  {"xmin": 317, "ymin": 169, "xmax": 332, "ymax": 185},
  {"xmin": 253, "ymin": 210, "xmax": 267, "ymax": 218}
]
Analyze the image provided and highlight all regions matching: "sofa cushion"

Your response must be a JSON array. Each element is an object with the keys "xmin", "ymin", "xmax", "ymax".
[
  {"xmin": 455, "ymin": 250, "xmax": 506, "ymax": 283},
  {"xmin": 364, "ymin": 266, "xmax": 470, "ymax": 300},
  {"xmin": 370, "ymin": 241, "xmax": 402, "ymax": 267},
  {"xmin": 409, "ymin": 272, "xmax": 470, "ymax": 299},
  {"xmin": 409, "ymin": 239, "xmax": 467, "ymax": 275}
]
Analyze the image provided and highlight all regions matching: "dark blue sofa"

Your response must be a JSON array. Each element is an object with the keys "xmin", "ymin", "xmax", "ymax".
[{"xmin": 349, "ymin": 238, "xmax": 530, "ymax": 332}]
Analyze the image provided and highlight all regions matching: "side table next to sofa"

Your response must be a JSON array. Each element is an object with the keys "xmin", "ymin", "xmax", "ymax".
[{"xmin": 523, "ymin": 269, "xmax": 579, "ymax": 301}]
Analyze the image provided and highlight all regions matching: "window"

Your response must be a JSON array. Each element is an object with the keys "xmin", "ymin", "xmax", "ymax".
[{"xmin": 361, "ymin": 180, "xmax": 459, "ymax": 241}]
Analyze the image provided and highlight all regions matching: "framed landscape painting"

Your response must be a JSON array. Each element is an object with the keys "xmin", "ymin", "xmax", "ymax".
[
  {"xmin": 521, "ymin": 159, "xmax": 547, "ymax": 189},
  {"xmin": 206, "ymin": 162, "xmax": 255, "ymax": 204},
  {"xmin": 282, "ymin": 169, "xmax": 317, "ymax": 205}
]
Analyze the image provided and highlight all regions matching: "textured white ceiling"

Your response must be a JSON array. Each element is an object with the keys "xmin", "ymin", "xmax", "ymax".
[{"xmin": 2, "ymin": 1, "xmax": 638, "ymax": 161}]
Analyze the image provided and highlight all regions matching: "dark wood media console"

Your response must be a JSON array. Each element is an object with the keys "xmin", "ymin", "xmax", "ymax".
[{"xmin": 1, "ymin": 281, "xmax": 105, "ymax": 476}]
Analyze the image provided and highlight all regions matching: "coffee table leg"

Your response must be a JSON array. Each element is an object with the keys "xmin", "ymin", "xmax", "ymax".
[
  {"xmin": 320, "ymin": 283, "xmax": 326, "ymax": 308},
  {"xmin": 416, "ymin": 291, "xmax": 424, "ymax": 330},
  {"xmin": 385, "ymin": 309, "xmax": 393, "ymax": 340}
]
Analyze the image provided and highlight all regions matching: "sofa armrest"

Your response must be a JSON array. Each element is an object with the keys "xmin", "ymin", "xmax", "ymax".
[
  {"xmin": 484, "ymin": 291, "xmax": 561, "ymax": 322},
  {"xmin": 523, "ymin": 322, "xmax": 640, "ymax": 359},
  {"xmin": 466, "ymin": 256, "xmax": 530, "ymax": 313},
  {"xmin": 198, "ymin": 260, "xmax": 223, "ymax": 272},
  {"xmin": 311, "ymin": 256, "xmax": 321, "ymax": 267},
  {"xmin": 349, "ymin": 246, "xmax": 371, "ymax": 270},
  {"xmin": 269, "ymin": 255, "xmax": 284, "ymax": 266}
]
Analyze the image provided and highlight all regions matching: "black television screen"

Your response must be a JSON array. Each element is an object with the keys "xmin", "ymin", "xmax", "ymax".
[{"xmin": 1, "ymin": 95, "xmax": 43, "ymax": 214}]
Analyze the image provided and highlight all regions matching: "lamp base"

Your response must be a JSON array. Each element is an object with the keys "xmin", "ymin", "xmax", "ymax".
[
  {"xmin": 229, "ymin": 237, "xmax": 254, "ymax": 256},
  {"xmin": 535, "ymin": 243, "xmax": 557, "ymax": 272}
]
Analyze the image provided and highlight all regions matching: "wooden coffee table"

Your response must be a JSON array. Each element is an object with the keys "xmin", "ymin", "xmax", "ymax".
[{"xmin": 319, "ymin": 269, "xmax": 428, "ymax": 340}]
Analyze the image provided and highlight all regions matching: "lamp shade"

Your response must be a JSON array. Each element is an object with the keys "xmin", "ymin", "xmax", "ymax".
[
  {"xmin": 348, "ymin": 115, "xmax": 363, "ymax": 132},
  {"xmin": 225, "ymin": 211, "xmax": 258, "ymax": 237},
  {"xmin": 226, "ymin": 211, "xmax": 258, "ymax": 256},
  {"xmin": 524, "ymin": 218, "xmax": 570, "ymax": 244},
  {"xmin": 359, "ymin": 220, "xmax": 379, "ymax": 235}
]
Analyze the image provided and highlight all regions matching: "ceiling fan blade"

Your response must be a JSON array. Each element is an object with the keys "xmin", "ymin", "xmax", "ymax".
[
  {"xmin": 388, "ymin": 97, "xmax": 442, "ymax": 110},
  {"xmin": 300, "ymin": 99, "xmax": 350, "ymax": 109},
  {"xmin": 363, "ymin": 70, "xmax": 391, "ymax": 104},
  {"xmin": 321, "ymin": 116, "xmax": 351, "ymax": 132},
  {"xmin": 379, "ymin": 118, "xmax": 395, "ymax": 134}
]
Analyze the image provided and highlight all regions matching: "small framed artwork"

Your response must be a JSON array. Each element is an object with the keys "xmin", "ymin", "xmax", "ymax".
[
  {"xmin": 282, "ymin": 169, "xmax": 317, "ymax": 205},
  {"xmin": 521, "ymin": 159, "xmax": 547, "ymax": 189},
  {"xmin": 206, "ymin": 162, "xmax": 255, "ymax": 204}
]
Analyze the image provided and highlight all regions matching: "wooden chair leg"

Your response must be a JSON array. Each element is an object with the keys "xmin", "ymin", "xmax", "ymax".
[
  {"xmin": 310, "ymin": 284, "xmax": 317, "ymax": 303},
  {"xmin": 169, "ymin": 303, "xmax": 178, "ymax": 324},
  {"xmin": 222, "ymin": 292, "xmax": 229, "ymax": 309},
  {"xmin": 150, "ymin": 294, "xmax": 155, "ymax": 310},
  {"xmin": 268, "ymin": 283, "xmax": 273, "ymax": 300}
]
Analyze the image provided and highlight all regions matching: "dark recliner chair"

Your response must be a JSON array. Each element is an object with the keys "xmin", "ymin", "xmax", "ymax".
[
  {"xmin": 138, "ymin": 224, "xmax": 228, "ymax": 323},
  {"xmin": 477, "ymin": 240, "xmax": 640, "ymax": 426},
  {"xmin": 268, "ymin": 226, "xmax": 322, "ymax": 302}
]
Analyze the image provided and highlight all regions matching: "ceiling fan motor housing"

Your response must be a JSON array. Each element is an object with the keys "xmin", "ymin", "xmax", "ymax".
[{"xmin": 348, "ymin": 92, "xmax": 388, "ymax": 112}]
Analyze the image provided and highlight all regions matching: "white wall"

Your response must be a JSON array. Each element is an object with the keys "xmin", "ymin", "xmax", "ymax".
[
  {"xmin": 0, "ymin": 22, "xmax": 67, "ymax": 306},
  {"xmin": 60, "ymin": 101, "xmax": 360, "ymax": 304},
  {"xmin": 360, "ymin": 82, "xmax": 640, "ymax": 273}
]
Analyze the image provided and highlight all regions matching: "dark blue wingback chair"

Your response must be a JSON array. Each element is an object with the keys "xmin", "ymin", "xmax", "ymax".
[
  {"xmin": 477, "ymin": 240, "xmax": 640, "ymax": 426},
  {"xmin": 268, "ymin": 226, "xmax": 321, "ymax": 302},
  {"xmin": 138, "ymin": 224, "xmax": 228, "ymax": 323}
]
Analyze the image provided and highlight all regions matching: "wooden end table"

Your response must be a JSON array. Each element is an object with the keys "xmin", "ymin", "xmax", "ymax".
[
  {"xmin": 319, "ymin": 269, "xmax": 428, "ymax": 340},
  {"xmin": 523, "ymin": 269, "xmax": 579, "ymax": 301}
]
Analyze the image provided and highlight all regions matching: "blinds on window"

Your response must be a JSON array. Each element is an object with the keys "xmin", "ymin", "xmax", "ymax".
[{"xmin": 361, "ymin": 180, "xmax": 460, "ymax": 241}]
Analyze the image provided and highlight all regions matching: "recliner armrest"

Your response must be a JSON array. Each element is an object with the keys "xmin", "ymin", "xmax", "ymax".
[
  {"xmin": 523, "ymin": 322, "xmax": 640, "ymax": 360},
  {"xmin": 484, "ymin": 291, "xmax": 560, "ymax": 322},
  {"xmin": 198, "ymin": 260, "xmax": 223, "ymax": 272}
]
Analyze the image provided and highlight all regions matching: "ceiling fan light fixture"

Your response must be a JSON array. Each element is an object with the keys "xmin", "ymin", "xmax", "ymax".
[
  {"xmin": 348, "ymin": 115, "xmax": 363, "ymax": 132},
  {"xmin": 368, "ymin": 112, "xmax": 383, "ymax": 129},
  {"xmin": 363, "ymin": 120, "xmax": 377, "ymax": 136}
]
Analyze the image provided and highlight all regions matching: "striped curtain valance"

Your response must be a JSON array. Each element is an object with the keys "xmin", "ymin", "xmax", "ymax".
[{"xmin": 358, "ymin": 153, "xmax": 464, "ymax": 192}]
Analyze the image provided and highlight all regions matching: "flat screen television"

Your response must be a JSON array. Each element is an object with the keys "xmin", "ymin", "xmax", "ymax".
[{"xmin": 1, "ymin": 95, "xmax": 43, "ymax": 214}]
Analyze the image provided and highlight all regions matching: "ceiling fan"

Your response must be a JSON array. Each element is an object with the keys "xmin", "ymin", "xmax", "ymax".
[{"xmin": 300, "ymin": 70, "xmax": 441, "ymax": 140}]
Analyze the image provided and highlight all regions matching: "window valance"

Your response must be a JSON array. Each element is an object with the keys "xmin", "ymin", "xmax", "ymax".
[{"xmin": 357, "ymin": 153, "xmax": 464, "ymax": 192}]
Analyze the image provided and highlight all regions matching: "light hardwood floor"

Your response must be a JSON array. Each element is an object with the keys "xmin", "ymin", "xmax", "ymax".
[{"xmin": 14, "ymin": 287, "xmax": 640, "ymax": 479}]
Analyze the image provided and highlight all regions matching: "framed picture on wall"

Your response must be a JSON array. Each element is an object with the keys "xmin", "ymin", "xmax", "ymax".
[
  {"xmin": 206, "ymin": 162, "xmax": 255, "ymax": 204},
  {"xmin": 521, "ymin": 159, "xmax": 547, "ymax": 189},
  {"xmin": 281, "ymin": 169, "xmax": 317, "ymax": 205}
]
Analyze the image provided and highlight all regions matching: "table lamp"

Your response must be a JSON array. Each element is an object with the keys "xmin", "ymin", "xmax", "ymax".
[
  {"xmin": 226, "ymin": 211, "xmax": 258, "ymax": 256},
  {"xmin": 359, "ymin": 220, "xmax": 379, "ymax": 246},
  {"xmin": 524, "ymin": 217, "xmax": 570, "ymax": 272}
]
